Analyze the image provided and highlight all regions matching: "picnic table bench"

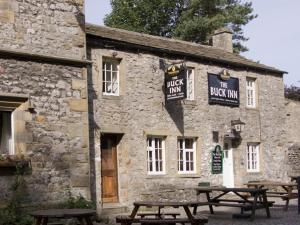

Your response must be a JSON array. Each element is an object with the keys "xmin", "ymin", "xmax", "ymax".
[
  {"xmin": 116, "ymin": 201, "xmax": 208, "ymax": 225},
  {"xmin": 192, "ymin": 187, "xmax": 273, "ymax": 221},
  {"xmin": 30, "ymin": 208, "xmax": 96, "ymax": 225},
  {"xmin": 245, "ymin": 181, "xmax": 298, "ymax": 210}
]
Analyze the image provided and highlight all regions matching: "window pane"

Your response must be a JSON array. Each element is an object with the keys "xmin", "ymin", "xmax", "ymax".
[
  {"xmin": 185, "ymin": 139, "xmax": 193, "ymax": 149},
  {"xmin": 186, "ymin": 162, "xmax": 190, "ymax": 171},
  {"xmin": 112, "ymin": 62, "xmax": 118, "ymax": 72},
  {"xmin": 106, "ymin": 82, "xmax": 112, "ymax": 93},
  {"xmin": 180, "ymin": 161, "xmax": 183, "ymax": 171},
  {"xmin": 179, "ymin": 150, "xmax": 183, "ymax": 160},
  {"xmin": 112, "ymin": 82, "xmax": 118, "ymax": 94},
  {"xmin": 106, "ymin": 71, "xmax": 112, "ymax": 81},
  {"xmin": 105, "ymin": 62, "xmax": 112, "ymax": 71}
]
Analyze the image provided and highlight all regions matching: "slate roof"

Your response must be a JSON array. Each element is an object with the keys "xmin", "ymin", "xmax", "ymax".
[{"xmin": 86, "ymin": 23, "xmax": 286, "ymax": 75}]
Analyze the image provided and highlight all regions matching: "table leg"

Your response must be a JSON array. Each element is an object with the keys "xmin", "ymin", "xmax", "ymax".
[
  {"xmin": 77, "ymin": 217, "xmax": 85, "ymax": 225},
  {"xmin": 35, "ymin": 217, "xmax": 42, "ymax": 225},
  {"xmin": 41, "ymin": 217, "xmax": 48, "ymax": 225},
  {"xmin": 192, "ymin": 205, "xmax": 198, "ymax": 215},
  {"xmin": 262, "ymin": 192, "xmax": 271, "ymax": 218},
  {"xmin": 84, "ymin": 216, "xmax": 93, "ymax": 225},
  {"xmin": 204, "ymin": 192, "xmax": 213, "ymax": 214},
  {"xmin": 130, "ymin": 205, "xmax": 139, "ymax": 218},
  {"xmin": 183, "ymin": 206, "xmax": 195, "ymax": 225},
  {"xmin": 250, "ymin": 194, "xmax": 258, "ymax": 221},
  {"xmin": 297, "ymin": 176, "xmax": 300, "ymax": 214}
]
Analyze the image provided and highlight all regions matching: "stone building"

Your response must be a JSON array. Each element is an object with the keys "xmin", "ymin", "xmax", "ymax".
[
  {"xmin": 86, "ymin": 24, "xmax": 288, "ymax": 211},
  {"xmin": 0, "ymin": 0, "xmax": 292, "ymax": 215},
  {"xmin": 285, "ymin": 99, "xmax": 300, "ymax": 176},
  {"xmin": 0, "ymin": 0, "xmax": 90, "ymax": 206}
]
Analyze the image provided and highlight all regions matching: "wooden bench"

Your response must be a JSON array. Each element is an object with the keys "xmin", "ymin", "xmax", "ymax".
[
  {"xmin": 116, "ymin": 215, "xmax": 208, "ymax": 225},
  {"xmin": 246, "ymin": 181, "xmax": 298, "ymax": 211},
  {"xmin": 137, "ymin": 212, "xmax": 180, "ymax": 218},
  {"xmin": 191, "ymin": 200, "xmax": 274, "ymax": 214}
]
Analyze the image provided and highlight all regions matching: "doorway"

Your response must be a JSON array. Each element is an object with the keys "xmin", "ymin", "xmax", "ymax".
[
  {"xmin": 101, "ymin": 134, "xmax": 120, "ymax": 203},
  {"xmin": 222, "ymin": 140, "xmax": 234, "ymax": 187}
]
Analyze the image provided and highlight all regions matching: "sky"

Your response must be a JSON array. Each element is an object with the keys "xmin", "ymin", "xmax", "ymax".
[{"xmin": 85, "ymin": 0, "xmax": 300, "ymax": 86}]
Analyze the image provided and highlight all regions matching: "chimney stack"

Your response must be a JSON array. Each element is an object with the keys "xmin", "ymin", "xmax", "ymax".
[{"xmin": 211, "ymin": 28, "xmax": 233, "ymax": 53}]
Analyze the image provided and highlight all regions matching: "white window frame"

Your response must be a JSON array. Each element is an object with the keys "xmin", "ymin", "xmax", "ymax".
[
  {"xmin": 0, "ymin": 111, "xmax": 14, "ymax": 155},
  {"xmin": 178, "ymin": 138, "xmax": 196, "ymax": 174},
  {"xmin": 186, "ymin": 68, "xmax": 195, "ymax": 100},
  {"xmin": 246, "ymin": 78, "xmax": 256, "ymax": 108},
  {"xmin": 247, "ymin": 143, "xmax": 260, "ymax": 172},
  {"xmin": 102, "ymin": 59, "xmax": 120, "ymax": 96},
  {"xmin": 147, "ymin": 136, "xmax": 166, "ymax": 175}
]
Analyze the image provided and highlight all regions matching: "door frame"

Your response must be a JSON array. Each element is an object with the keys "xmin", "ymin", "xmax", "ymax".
[{"xmin": 222, "ymin": 140, "xmax": 235, "ymax": 188}]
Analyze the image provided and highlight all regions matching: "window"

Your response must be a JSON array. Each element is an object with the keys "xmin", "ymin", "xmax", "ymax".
[
  {"xmin": 0, "ymin": 95, "xmax": 28, "ymax": 156},
  {"xmin": 178, "ymin": 138, "xmax": 196, "ymax": 174},
  {"xmin": 0, "ymin": 111, "xmax": 13, "ymax": 155},
  {"xmin": 147, "ymin": 137, "xmax": 165, "ymax": 175},
  {"xmin": 247, "ymin": 143, "xmax": 260, "ymax": 172},
  {"xmin": 186, "ymin": 68, "xmax": 194, "ymax": 100},
  {"xmin": 246, "ymin": 78, "xmax": 256, "ymax": 107},
  {"xmin": 102, "ymin": 59, "xmax": 120, "ymax": 96}
]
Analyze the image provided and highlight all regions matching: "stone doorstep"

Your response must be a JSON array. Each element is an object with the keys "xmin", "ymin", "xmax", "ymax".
[{"xmin": 101, "ymin": 203, "xmax": 128, "ymax": 215}]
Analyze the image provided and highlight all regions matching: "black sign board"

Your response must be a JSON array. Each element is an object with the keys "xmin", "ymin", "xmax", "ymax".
[
  {"xmin": 211, "ymin": 145, "xmax": 223, "ymax": 174},
  {"xmin": 208, "ymin": 73, "xmax": 239, "ymax": 107},
  {"xmin": 165, "ymin": 65, "xmax": 186, "ymax": 101}
]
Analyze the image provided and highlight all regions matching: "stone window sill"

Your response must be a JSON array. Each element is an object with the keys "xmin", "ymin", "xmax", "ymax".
[
  {"xmin": 0, "ymin": 155, "xmax": 30, "ymax": 168},
  {"xmin": 0, "ymin": 160, "xmax": 30, "ymax": 168},
  {"xmin": 102, "ymin": 95, "xmax": 123, "ymax": 100}
]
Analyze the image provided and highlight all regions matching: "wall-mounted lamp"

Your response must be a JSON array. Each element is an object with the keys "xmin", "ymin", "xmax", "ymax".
[
  {"xmin": 224, "ymin": 119, "xmax": 245, "ymax": 146},
  {"xmin": 231, "ymin": 119, "xmax": 245, "ymax": 133}
]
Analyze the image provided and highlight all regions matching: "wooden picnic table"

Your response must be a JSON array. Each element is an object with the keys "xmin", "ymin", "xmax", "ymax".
[
  {"xmin": 30, "ymin": 208, "xmax": 96, "ymax": 225},
  {"xmin": 116, "ymin": 201, "xmax": 208, "ymax": 225},
  {"xmin": 191, "ymin": 187, "xmax": 273, "ymax": 221},
  {"xmin": 291, "ymin": 176, "xmax": 300, "ymax": 214},
  {"xmin": 245, "ymin": 181, "xmax": 298, "ymax": 211}
]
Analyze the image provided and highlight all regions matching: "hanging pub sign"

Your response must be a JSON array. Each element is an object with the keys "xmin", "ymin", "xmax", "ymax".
[
  {"xmin": 208, "ymin": 71, "xmax": 239, "ymax": 107},
  {"xmin": 211, "ymin": 145, "xmax": 223, "ymax": 174},
  {"xmin": 165, "ymin": 65, "xmax": 187, "ymax": 102}
]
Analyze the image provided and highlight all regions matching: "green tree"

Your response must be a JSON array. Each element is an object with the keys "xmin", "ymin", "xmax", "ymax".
[
  {"xmin": 104, "ymin": 0, "xmax": 257, "ymax": 53},
  {"xmin": 285, "ymin": 85, "xmax": 300, "ymax": 101}
]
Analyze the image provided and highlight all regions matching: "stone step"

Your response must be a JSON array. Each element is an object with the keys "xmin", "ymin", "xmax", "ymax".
[{"xmin": 101, "ymin": 203, "xmax": 129, "ymax": 215}]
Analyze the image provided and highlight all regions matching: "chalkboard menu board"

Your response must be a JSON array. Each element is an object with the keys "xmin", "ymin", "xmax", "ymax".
[{"xmin": 211, "ymin": 145, "xmax": 223, "ymax": 174}]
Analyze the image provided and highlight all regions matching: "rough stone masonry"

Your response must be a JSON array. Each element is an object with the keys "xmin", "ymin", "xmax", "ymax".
[{"xmin": 0, "ymin": 0, "xmax": 90, "ymax": 206}]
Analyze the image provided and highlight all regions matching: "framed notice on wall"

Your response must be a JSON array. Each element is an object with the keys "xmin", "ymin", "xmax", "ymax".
[
  {"xmin": 208, "ymin": 73, "xmax": 239, "ymax": 107},
  {"xmin": 211, "ymin": 145, "xmax": 223, "ymax": 174},
  {"xmin": 165, "ymin": 65, "xmax": 187, "ymax": 101}
]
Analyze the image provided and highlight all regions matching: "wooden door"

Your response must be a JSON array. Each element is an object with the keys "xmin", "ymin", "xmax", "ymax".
[{"xmin": 101, "ymin": 135, "xmax": 119, "ymax": 203}]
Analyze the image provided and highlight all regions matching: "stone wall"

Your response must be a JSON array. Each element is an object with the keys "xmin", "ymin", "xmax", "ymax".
[
  {"xmin": 0, "ymin": 0, "xmax": 89, "ymax": 207},
  {"xmin": 0, "ymin": 59, "xmax": 89, "ymax": 205},
  {"xmin": 0, "ymin": 0, "xmax": 85, "ymax": 59},
  {"xmin": 285, "ymin": 99, "xmax": 300, "ymax": 176},
  {"xmin": 285, "ymin": 99, "xmax": 300, "ymax": 144},
  {"xmin": 88, "ymin": 44, "xmax": 287, "ymax": 208}
]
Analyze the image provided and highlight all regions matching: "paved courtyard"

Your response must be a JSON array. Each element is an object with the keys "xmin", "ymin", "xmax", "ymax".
[
  {"xmin": 196, "ymin": 199, "xmax": 299, "ymax": 225},
  {"xmin": 102, "ymin": 199, "xmax": 299, "ymax": 225}
]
